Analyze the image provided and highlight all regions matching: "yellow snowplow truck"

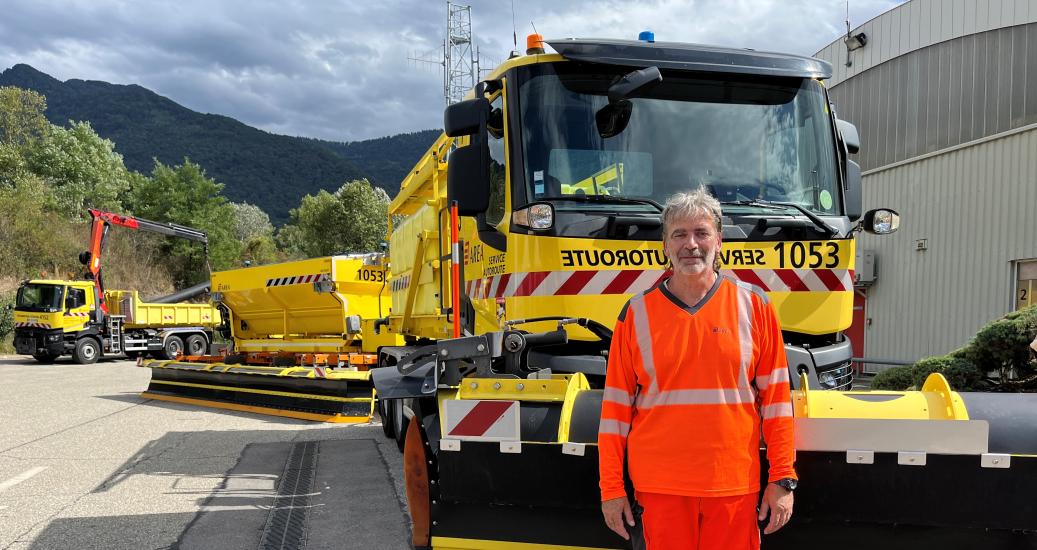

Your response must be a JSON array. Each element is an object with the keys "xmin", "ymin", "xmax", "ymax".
[
  {"xmin": 139, "ymin": 255, "xmax": 403, "ymax": 422},
  {"xmin": 372, "ymin": 36, "xmax": 1037, "ymax": 549},
  {"xmin": 14, "ymin": 210, "xmax": 219, "ymax": 364}
]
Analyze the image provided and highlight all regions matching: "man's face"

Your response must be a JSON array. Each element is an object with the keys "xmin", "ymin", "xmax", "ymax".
[{"xmin": 663, "ymin": 214, "xmax": 722, "ymax": 278}]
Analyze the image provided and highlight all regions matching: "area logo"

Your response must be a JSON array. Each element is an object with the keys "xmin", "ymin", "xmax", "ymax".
[{"xmin": 712, "ymin": 327, "xmax": 731, "ymax": 334}]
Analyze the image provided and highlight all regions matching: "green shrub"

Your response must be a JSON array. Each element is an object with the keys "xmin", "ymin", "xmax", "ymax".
[
  {"xmin": 0, "ymin": 292, "xmax": 14, "ymax": 342},
  {"xmin": 939, "ymin": 360, "xmax": 985, "ymax": 391},
  {"xmin": 964, "ymin": 311, "xmax": 1037, "ymax": 380},
  {"xmin": 909, "ymin": 356, "xmax": 984, "ymax": 391},
  {"xmin": 871, "ymin": 366, "xmax": 915, "ymax": 391},
  {"xmin": 0, "ymin": 292, "xmax": 15, "ymax": 353}
]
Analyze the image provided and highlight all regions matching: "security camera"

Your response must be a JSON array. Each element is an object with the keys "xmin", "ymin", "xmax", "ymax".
[{"xmin": 845, "ymin": 32, "xmax": 868, "ymax": 51}]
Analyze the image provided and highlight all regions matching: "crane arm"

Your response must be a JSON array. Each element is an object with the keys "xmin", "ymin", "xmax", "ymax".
[{"xmin": 83, "ymin": 209, "xmax": 209, "ymax": 314}]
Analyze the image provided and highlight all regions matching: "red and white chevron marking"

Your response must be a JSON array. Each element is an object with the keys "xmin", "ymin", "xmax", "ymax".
[
  {"xmin": 265, "ymin": 273, "xmax": 329, "ymax": 287},
  {"xmin": 64, "ymin": 312, "xmax": 89, "ymax": 318},
  {"xmin": 463, "ymin": 268, "xmax": 855, "ymax": 299},
  {"xmin": 444, "ymin": 400, "xmax": 520, "ymax": 441},
  {"xmin": 722, "ymin": 268, "xmax": 854, "ymax": 292},
  {"xmin": 15, "ymin": 321, "xmax": 52, "ymax": 329},
  {"xmin": 466, "ymin": 269, "xmax": 669, "ymax": 299}
]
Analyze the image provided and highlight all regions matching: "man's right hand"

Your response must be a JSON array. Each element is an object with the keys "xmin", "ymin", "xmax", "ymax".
[{"xmin": 601, "ymin": 496, "xmax": 635, "ymax": 540}]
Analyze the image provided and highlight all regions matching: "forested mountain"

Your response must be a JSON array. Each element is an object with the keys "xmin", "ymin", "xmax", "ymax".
[
  {"xmin": 0, "ymin": 64, "xmax": 437, "ymax": 224},
  {"xmin": 310, "ymin": 129, "xmax": 440, "ymax": 190}
]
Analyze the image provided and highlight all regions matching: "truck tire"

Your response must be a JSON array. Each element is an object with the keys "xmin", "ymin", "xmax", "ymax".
[
  {"xmin": 33, "ymin": 353, "xmax": 60, "ymax": 364},
  {"xmin": 161, "ymin": 336, "xmax": 184, "ymax": 360},
  {"xmin": 393, "ymin": 400, "xmax": 410, "ymax": 452},
  {"xmin": 184, "ymin": 334, "xmax": 207, "ymax": 356},
  {"xmin": 379, "ymin": 399, "xmax": 396, "ymax": 439},
  {"xmin": 73, "ymin": 338, "xmax": 101, "ymax": 365}
]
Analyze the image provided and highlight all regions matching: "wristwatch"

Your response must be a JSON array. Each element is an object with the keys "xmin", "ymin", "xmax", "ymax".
[{"xmin": 773, "ymin": 478, "xmax": 798, "ymax": 492}]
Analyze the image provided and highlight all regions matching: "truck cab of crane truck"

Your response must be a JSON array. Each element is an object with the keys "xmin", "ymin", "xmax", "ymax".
[
  {"xmin": 14, "ymin": 279, "xmax": 105, "ymax": 363},
  {"xmin": 431, "ymin": 36, "xmax": 899, "ymax": 391}
]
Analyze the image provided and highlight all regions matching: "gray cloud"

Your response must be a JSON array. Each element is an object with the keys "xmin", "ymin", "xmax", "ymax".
[{"xmin": 0, "ymin": 0, "xmax": 902, "ymax": 141}]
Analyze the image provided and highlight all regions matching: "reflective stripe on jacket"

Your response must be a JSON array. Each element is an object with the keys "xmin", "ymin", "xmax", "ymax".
[{"xmin": 598, "ymin": 276, "xmax": 796, "ymax": 501}]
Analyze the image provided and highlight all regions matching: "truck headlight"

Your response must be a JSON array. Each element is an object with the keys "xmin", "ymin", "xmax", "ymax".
[
  {"xmin": 818, "ymin": 371, "xmax": 837, "ymax": 388},
  {"xmin": 512, "ymin": 203, "xmax": 554, "ymax": 230}
]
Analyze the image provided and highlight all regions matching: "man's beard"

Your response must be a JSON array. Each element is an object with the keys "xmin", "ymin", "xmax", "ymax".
[{"xmin": 669, "ymin": 250, "xmax": 714, "ymax": 276}]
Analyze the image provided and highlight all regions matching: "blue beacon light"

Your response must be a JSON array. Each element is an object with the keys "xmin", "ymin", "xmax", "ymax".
[{"xmin": 638, "ymin": 31, "xmax": 655, "ymax": 43}]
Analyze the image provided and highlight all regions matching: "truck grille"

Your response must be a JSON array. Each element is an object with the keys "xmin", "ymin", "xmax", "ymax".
[{"xmin": 819, "ymin": 363, "xmax": 854, "ymax": 391}]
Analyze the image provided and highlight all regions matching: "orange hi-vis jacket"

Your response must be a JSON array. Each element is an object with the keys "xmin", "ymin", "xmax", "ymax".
[{"xmin": 598, "ymin": 275, "xmax": 796, "ymax": 502}]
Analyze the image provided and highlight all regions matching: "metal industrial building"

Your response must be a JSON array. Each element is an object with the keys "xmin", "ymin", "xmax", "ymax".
[{"xmin": 813, "ymin": 0, "xmax": 1037, "ymax": 368}]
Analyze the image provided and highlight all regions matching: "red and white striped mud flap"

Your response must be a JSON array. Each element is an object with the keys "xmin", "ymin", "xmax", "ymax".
[{"xmin": 441, "ymin": 400, "xmax": 521, "ymax": 454}]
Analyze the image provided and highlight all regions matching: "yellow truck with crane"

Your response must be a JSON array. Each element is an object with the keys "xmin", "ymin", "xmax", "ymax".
[
  {"xmin": 13, "ymin": 210, "xmax": 219, "ymax": 364},
  {"xmin": 136, "ymin": 34, "xmax": 1037, "ymax": 549}
]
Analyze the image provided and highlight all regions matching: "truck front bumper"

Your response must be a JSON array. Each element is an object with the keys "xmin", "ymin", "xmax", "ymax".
[
  {"xmin": 785, "ymin": 339, "xmax": 854, "ymax": 390},
  {"xmin": 14, "ymin": 329, "xmax": 66, "ymax": 356}
]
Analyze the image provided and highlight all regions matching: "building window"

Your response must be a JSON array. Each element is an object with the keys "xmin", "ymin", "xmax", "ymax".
[{"xmin": 1016, "ymin": 260, "xmax": 1037, "ymax": 310}]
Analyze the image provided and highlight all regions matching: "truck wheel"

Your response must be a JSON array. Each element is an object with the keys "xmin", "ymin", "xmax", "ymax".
[
  {"xmin": 73, "ymin": 338, "xmax": 100, "ymax": 365},
  {"xmin": 161, "ymin": 336, "xmax": 184, "ymax": 360},
  {"xmin": 184, "ymin": 334, "xmax": 207, "ymax": 356},
  {"xmin": 33, "ymin": 353, "xmax": 60, "ymax": 364},
  {"xmin": 379, "ymin": 399, "xmax": 396, "ymax": 439},
  {"xmin": 393, "ymin": 400, "xmax": 410, "ymax": 452}
]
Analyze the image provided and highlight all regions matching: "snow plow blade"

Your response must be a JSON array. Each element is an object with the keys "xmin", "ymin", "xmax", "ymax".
[
  {"xmin": 140, "ymin": 359, "xmax": 375, "ymax": 423},
  {"xmin": 385, "ymin": 362, "xmax": 1037, "ymax": 550}
]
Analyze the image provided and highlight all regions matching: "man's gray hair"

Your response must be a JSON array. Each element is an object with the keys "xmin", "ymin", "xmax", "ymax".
[{"xmin": 662, "ymin": 186, "xmax": 723, "ymax": 236}]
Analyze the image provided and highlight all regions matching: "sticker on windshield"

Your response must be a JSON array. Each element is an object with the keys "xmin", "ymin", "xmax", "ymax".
[
  {"xmin": 534, "ymin": 170, "xmax": 544, "ymax": 195},
  {"xmin": 819, "ymin": 190, "xmax": 833, "ymax": 210}
]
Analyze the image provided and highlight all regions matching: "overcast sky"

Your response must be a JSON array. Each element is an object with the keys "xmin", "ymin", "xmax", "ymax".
[{"xmin": 0, "ymin": 0, "xmax": 902, "ymax": 143}]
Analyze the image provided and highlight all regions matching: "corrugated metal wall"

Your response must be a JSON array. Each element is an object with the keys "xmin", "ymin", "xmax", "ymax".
[
  {"xmin": 827, "ymin": 22, "xmax": 1037, "ymax": 171},
  {"xmin": 858, "ymin": 127, "xmax": 1037, "ymax": 362},
  {"xmin": 816, "ymin": 0, "xmax": 1037, "ymax": 87}
]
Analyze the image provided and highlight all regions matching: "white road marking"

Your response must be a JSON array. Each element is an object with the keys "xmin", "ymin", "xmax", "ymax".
[{"xmin": 0, "ymin": 467, "xmax": 48, "ymax": 493}]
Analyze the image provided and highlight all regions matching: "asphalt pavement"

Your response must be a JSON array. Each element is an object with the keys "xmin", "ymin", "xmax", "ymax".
[{"xmin": 0, "ymin": 355, "xmax": 411, "ymax": 550}]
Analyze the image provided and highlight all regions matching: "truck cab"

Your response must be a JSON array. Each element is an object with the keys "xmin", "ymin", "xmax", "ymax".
[
  {"xmin": 14, "ymin": 280, "xmax": 98, "ymax": 363},
  {"xmin": 389, "ymin": 38, "xmax": 898, "ymax": 391}
]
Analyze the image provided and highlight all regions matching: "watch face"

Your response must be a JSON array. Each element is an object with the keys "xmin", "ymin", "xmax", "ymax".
[{"xmin": 778, "ymin": 479, "xmax": 797, "ymax": 491}]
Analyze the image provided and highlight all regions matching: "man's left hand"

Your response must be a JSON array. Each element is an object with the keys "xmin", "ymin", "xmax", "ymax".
[{"xmin": 758, "ymin": 483, "xmax": 794, "ymax": 534}]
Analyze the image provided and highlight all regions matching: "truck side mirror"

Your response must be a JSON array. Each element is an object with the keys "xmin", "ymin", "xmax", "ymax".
[
  {"xmin": 444, "ymin": 98, "xmax": 491, "ymax": 216},
  {"xmin": 836, "ymin": 119, "xmax": 860, "ymax": 155},
  {"xmin": 861, "ymin": 208, "xmax": 900, "ymax": 234},
  {"xmin": 844, "ymin": 159, "xmax": 863, "ymax": 222}
]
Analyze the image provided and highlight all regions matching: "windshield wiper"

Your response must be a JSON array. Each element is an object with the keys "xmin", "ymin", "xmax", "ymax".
[
  {"xmin": 545, "ymin": 195, "xmax": 663, "ymax": 212},
  {"xmin": 722, "ymin": 199, "xmax": 838, "ymax": 238}
]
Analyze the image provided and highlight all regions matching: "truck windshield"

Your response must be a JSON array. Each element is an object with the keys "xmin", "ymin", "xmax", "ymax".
[
  {"xmin": 517, "ymin": 63, "xmax": 840, "ymax": 216},
  {"xmin": 16, "ymin": 284, "xmax": 65, "ymax": 312}
]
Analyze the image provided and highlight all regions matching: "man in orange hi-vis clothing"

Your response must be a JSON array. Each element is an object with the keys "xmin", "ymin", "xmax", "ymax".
[{"xmin": 599, "ymin": 187, "xmax": 796, "ymax": 549}]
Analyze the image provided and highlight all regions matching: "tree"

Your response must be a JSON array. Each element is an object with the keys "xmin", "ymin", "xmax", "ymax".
[
  {"xmin": 230, "ymin": 202, "xmax": 274, "ymax": 242},
  {"xmin": 125, "ymin": 159, "xmax": 242, "ymax": 285},
  {"xmin": 25, "ymin": 121, "xmax": 131, "ymax": 215},
  {"xmin": 0, "ymin": 175, "xmax": 82, "ymax": 279},
  {"xmin": 0, "ymin": 86, "xmax": 49, "ymax": 188},
  {"xmin": 230, "ymin": 202, "xmax": 280, "ymax": 266},
  {"xmin": 280, "ymin": 179, "xmax": 389, "ymax": 258},
  {"xmin": 0, "ymin": 86, "xmax": 49, "ymax": 147}
]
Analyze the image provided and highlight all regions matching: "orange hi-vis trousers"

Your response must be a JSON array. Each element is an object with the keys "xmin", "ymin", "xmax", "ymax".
[{"xmin": 636, "ymin": 491, "xmax": 760, "ymax": 550}]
